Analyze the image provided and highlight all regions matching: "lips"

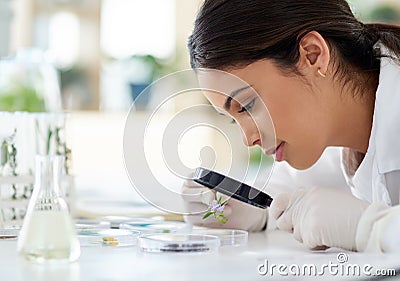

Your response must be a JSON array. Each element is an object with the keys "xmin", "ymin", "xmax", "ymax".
[
  {"xmin": 275, "ymin": 142, "xmax": 285, "ymax": 162},
  {"xmin": 263, "ymin": 141, "xmax": 284, "ymax": 156}
]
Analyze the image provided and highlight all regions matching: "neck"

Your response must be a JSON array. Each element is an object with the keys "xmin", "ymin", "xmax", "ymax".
[{"xmin": 327, "ymin": 73, "xmax": 378, "ymax": 153}]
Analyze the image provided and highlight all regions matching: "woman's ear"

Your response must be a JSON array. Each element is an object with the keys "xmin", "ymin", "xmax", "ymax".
[{"xmin": 298, "ymin": 31, "xmax": 330, "ymax": 78}]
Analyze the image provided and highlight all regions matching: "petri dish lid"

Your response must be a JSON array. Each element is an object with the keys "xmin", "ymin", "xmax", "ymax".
[
  {"xmin": 0, "ymin": 229, "xmax": 19, "ymax": 240},
  {"xmin": 138, "ymin": 234, "xmax": 220, "ymax": 253},
  {"xmin": 75, "ymin": 219, "xmax": 110, "ymax": 230},
  {"xmin": 120, "ymin": 221, "xmax": 191, "ymax": 234},
  {"xmin": 77, "ymin": 228, "xmax": 140, "ymax": 247},
  {"xmin": 191, "ymin": 229, "xmax": 248, "ymax": 247},
  {"xmin": 99, "ymin": 215, "xmax": 164, "ymax": 228}
]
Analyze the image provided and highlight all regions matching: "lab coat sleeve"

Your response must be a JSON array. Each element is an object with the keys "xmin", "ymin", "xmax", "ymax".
[
  {"xmin": 356, "ymin": 169, "xmax": 400, "ymax": 253},
  {"xmin": 356, "ymin": 203, "xmax": 400, "ymax": 252}
]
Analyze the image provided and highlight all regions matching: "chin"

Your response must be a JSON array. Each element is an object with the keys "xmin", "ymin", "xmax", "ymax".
[
  {"xmin": 285, "ymin": 155, "xmax": 320, "ymax": 170},
  {"xmin": 286, "ymin": 160, "xmax": 313, "ymax": 170},
  {"xmin": 282, "ymin": 144, "xmax": 325, "ymax": 170}
]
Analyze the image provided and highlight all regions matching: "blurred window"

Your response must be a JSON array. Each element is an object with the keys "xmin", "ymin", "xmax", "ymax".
[
  {"xmin": 101, "ymin": 0, "xmax": 176, "ymax": 59},
  {"xmin": 48, "ymin": 12, "xmax": 80, "ymax": 68}
]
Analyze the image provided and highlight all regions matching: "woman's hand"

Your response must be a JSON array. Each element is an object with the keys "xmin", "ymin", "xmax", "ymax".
[
  {"xmin": 181, "ymin": 177, "xmax": 268, "ymax": 231},
  {"xmin": 270, "ymin": 187, "xmax": 369, "ymax": 251}
]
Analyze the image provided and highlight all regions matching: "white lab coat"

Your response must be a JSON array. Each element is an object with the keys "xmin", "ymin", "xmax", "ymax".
[
  {"xmin": 351, "ymin": 48, "xmax": 400, "ymax": 252},
  {"xmin": 267, "ymin": 46, "xmax": 400, "ymax": 252}
]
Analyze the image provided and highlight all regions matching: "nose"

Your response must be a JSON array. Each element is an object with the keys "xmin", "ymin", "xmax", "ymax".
[{"xmin": 240, "ymin": 126, "xmax": 261, "ymax": 147}]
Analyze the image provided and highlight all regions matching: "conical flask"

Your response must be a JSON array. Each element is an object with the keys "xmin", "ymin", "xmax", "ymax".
[{"xmin": 17, "ymin": 155, "xmax": 80, "ymax": 262}]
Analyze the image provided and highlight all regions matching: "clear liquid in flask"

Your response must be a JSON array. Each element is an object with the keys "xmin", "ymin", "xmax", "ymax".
[{"xmin": 17, "ymin": 155, "xmax": 80, "ymax": 263}]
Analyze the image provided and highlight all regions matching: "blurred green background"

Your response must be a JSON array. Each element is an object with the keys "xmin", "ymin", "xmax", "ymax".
[{"xmin": 0, "ymin": 0, "xmax": 398, "ymax": 112}]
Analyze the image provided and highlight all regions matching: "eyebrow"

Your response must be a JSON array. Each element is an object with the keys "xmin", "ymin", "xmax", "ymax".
[{"xmin": 224, "ymin": 85, "xmax": 252, "ymax": 110}]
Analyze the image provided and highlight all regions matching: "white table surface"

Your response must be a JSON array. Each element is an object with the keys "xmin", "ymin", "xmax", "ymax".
[{"xmin": 1, "ymin": 229, "xmax": 400, "ymax": 281}]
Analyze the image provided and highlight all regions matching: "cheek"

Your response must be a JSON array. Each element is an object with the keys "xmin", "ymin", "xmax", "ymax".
[
  {"xmin": 282, "ymin": 113, "xmax": 327, "ymax": 169},
  {"xmin": 285, "ymin": 111, "xmax": 325, "ymax": 166},
  {"xmin": 263, "ymin": 86, "xmax": 326, "ymax": 169},
  {"xmin": 264, "ymin": 81, "xmax": 317, "ymax": 139},
  {"xmin": 264, "ymin": 95, "xmax": 304, "ymax": 139}
]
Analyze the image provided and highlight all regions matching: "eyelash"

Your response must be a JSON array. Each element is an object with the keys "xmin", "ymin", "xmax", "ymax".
[
  {"xmin": 230, "ymin": 98, "xmax": 256, "ymax": 124},
  {"xmin": 238, "ymin": 98, "xmax": 255, "ymax": 113}
]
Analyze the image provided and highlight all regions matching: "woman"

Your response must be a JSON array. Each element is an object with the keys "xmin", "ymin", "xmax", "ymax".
[{"xmin": 182, "ymin": 0, "xmax": 400, "ymax": 252}]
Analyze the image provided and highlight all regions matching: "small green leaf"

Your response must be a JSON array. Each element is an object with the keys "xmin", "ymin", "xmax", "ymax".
[
  {"xmin": 202, "ymin": 196, "xmax": 229, "ymax": 224},
  {"xmin": 217, "ymin": 196, "xmax": 229, "ymax": 206},
  {"xmin": 221, "ymin": 198, "xmax": 229, "ymax": 205},
  {"xmin": 1, "ymin": 140, "xmax": 8, "ymax": 167},
  {"xmin": 46, "ymin": 128, "xmax": 53, "ymax": 155},
  {"xmin": 202, "ymin": 212, "xmax": 214, "ymax": 219},
  {"xmin": 215, "ymin": 214, "xmax": 228, "ymax": 224}
]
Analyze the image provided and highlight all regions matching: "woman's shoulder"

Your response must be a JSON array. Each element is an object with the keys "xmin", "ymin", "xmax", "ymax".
[{"xmin": 373, "ymin": 51, "xmax": 400, "ymax": 174}]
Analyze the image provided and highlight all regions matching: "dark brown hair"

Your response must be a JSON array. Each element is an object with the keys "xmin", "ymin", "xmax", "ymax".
[{"xmin": 188, "ymin": 0, "xmax": 400, "ymax": 93}]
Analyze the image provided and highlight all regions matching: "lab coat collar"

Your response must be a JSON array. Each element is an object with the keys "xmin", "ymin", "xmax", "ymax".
[{"xmin": 374, "ymin": 46, "xmax": 400, "ymax": 174}]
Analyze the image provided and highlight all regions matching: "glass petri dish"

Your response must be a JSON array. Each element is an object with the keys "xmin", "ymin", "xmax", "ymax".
[
  {"xmin": 77, "ymin": 228, "xmax": 140, "ymax": 247},
  {"xmin": 99, "ymin": 215, "xmax": 164, "ymax": 228},
  {"xmin": 120, "ymin": 221, "xmax": 191, "ymax": 234},
  {"xmin": 191, "ymin": 229, "xmax": 248, "ymax": 247},
  {"xmin": 0, "ymin": 229, "xmax": 19, "ymax": 240},
  {"xmin": 138, "ymin": 234, "xmax": 220, "ymax": 253},
  {"xmin": 75, "ymin": 219, "xmax": 110, "ymax": 230}
]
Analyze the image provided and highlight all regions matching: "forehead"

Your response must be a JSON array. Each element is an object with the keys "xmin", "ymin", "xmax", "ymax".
[
  {"xmin": 196, "ymin": 68, "xmax": 252, "ymax": 109},
  {"xmin": 203, "ymin": 90, "xmax": 227, "ymax": 111},
  {"xmin": 197, "ymin": 69, "xmax": 249, "ymax": 94}
]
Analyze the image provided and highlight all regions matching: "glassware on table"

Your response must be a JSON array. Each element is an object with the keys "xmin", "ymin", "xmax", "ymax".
[
  {"xmin": 0, "ymin": 112, "xmax": 74, "ymax": 229},
  {"xmin": 190, "ymin": 229, "xmax": 248, "ymax": 247},
  {"xmin": 17, "ymin": 155, "xmax": 80, "ymax": 263},
  {"xmin": 120, "ymin": 220, "xmax": 191, "ymax": 234},
  {"xmin": 138, "ymin": 233, "xmax": 220, "ymax": 254},
  {"xmin": 77, "ymin": 228, "xmax": 140, "ymax": 247},
  {"xmin": 99, "ymin": 215, "xmax": 164, "ymax": 229}
]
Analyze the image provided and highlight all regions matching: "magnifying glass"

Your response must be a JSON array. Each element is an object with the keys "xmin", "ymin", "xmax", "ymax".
[{"xmin": 193, "ymin": 167, "xmax": 273, "ymax": 209}]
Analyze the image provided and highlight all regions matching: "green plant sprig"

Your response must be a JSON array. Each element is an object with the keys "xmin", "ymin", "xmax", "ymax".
[{"xmin": 202, "ymin": 196, "xmax": 229, "ymax": 224}]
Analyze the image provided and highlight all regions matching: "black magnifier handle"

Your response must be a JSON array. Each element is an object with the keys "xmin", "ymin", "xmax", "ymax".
[{"xmin": 193, "ymin": 167, "xmax": 273, "ymax": 209}]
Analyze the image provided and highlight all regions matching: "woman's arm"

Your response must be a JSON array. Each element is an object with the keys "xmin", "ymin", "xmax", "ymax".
[
  {"xmin": 270, "ymin": 170, "xmax": 400, "ymax": 252},
  {"xmin": 356, "ymin": 170, "xmax": 400, "ymax": 252}
]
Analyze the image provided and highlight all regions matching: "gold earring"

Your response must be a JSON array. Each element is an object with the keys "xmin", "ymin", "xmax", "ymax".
[{"xmin": 317, "ymin": 69, "xmax": 326, "ymax": 78}]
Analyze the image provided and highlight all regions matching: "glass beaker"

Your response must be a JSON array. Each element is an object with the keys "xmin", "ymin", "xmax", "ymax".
[{"xmin": 17, "ymin": 155, "xmax": 80, "ymax": 263}]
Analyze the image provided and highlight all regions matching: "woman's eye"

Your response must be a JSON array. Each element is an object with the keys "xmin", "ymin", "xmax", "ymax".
[{"xmin": 238, "ymin": 98, "xmax": 255, "ymax": 113}]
